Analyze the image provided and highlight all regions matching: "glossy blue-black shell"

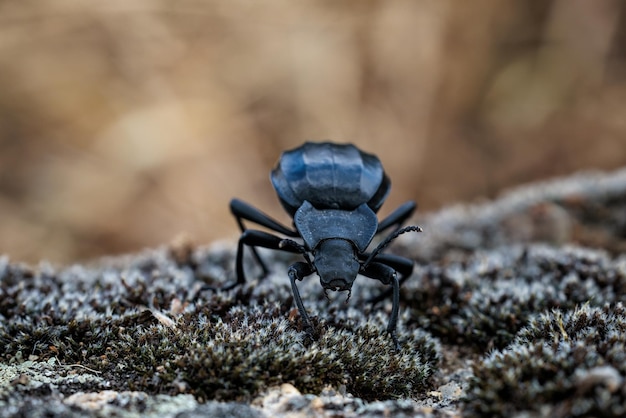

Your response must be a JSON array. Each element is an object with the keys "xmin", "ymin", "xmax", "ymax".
[{"xmin": 271, "ymin": 142, "xmax": 390, "ymax": 216}]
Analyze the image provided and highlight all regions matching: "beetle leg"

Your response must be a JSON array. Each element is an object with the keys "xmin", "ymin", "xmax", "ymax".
[
  {"xmin": 360, "ymin": 261, "xmax": 402, "ymax": 351},
  {"xmin": 288, "ymin": 262, "xmax": 315, "ymax": 336},
  {"xmin": 230, "ymin": 199, "xmax": 298, "ymax": 236},
  {"xmin": 361, "ymin": 253, "xmax": 414, "ymax": 306},
  {"xmin": 230, "ymin": 198, "xmax": 299, "ymax": 277},
  {"xmin": 376, "ymin": 201, "xmax": 416, "ymax": 235},
  {"xmin": 203, "ymin": 229, "xmax": 303, "ymax": 292}
]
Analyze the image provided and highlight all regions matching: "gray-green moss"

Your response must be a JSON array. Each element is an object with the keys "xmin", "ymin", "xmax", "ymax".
[
  {"xmin": 401, "ymin": 245, "xmax": 626, "ymax": 350},
  {"xmin": 0, "ymin": 249, "xmax": 440, "ymax": 404},
  {"xmin": 465, "ymin": 303, "xmax": 626, "ymax": 417}
]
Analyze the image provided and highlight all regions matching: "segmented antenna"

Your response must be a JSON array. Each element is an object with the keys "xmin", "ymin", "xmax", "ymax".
[
  {"xmin": 279, "ymin": 238, "xmax": 313, "ymax": 265},
  {"xmin": 363, "ymin": 225, "xmax": 422, "ymax": 268}
]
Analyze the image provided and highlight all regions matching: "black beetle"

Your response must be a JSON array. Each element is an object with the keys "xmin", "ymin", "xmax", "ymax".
[{"xmin": 218, "ymin": 142, "xmax": 421, "ymax": 349}]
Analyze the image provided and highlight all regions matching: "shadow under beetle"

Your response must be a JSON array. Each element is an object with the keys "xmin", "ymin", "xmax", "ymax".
[{"xmin": 218, "ymin": 142, "xmax": 421, "ymax": 349}]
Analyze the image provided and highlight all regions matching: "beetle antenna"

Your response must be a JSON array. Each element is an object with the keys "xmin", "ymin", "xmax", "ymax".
[
  {"xmin": 363, "ymin": 225, "xmax": 422, "ymax": 268},
  {"xmin": 279, "ymin": 238, "xmax": 313, "ymax": 265}
]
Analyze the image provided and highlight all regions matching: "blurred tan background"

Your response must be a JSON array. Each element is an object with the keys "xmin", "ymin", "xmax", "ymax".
[{"xmin": 0, "ymin": 0, "xmax": 625, "ymax": 264}]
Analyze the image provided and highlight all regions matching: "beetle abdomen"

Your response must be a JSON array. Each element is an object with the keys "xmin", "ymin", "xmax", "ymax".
[{"xmin": 271, "ymin": 142, "xmax": 390, "ymax": 215}]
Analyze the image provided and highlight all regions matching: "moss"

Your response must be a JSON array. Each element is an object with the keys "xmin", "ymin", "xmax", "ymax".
[
  {"xmin": 464, "ymin": 303, "xmax": 626, "ymax": 417},
  {"xmin": 166, "ymin": 304, "xmax": 438, "ymax": 401},
  {"xmin": 0, "ymin": 249, "xmax": 440, "ymax": 403},
  {"xmin": 401, "ymin": 245, "xmax": 626, "ymax": 350}
]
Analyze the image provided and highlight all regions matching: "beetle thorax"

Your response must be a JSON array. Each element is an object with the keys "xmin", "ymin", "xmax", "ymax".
[{"xmin": 313, "ymin": 239, "xmax": 360, "ymax": 292}]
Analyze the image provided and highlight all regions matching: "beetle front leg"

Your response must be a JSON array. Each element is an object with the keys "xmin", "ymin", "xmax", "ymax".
[
  {"xmin": 230, "ymin": 198, "xmax": 299, "ymax": 277},
  {"xmin": 363, "ymin": 253, "xmax": 414, "ymax": 306},
  {"xmin": 389, "ymin": 273, "xmax": 400, "ymax": 351},
  {"xmin": 288, "ymin": 261, "xmax": 315, "ymax": 336},
  {"xmin": 361, "ymin": 262, "xmax": 401, "ymax": 351},
  {"xmin": 202, "ymin": 230, "xmax": 303, "ymax": 292}
]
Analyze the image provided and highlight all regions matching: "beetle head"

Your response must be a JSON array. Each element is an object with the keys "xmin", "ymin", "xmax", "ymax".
[{"xmin": 313, "ymin": 239, "xmax": 360, "ymax": 294}]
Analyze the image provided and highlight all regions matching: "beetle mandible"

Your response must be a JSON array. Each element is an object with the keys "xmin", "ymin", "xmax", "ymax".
[{"xmin": 220, "ymin": 142, "xmax": 421, "ymax": 349}]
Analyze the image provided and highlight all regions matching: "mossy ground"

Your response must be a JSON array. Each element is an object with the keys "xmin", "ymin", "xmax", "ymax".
[
  {"xmin": 0, "ymin": 240, "xmax": 441, "ymax": 418},
  {"xmin": 1, "ymin": 168, "xmax": 626, "ymax": 417}
]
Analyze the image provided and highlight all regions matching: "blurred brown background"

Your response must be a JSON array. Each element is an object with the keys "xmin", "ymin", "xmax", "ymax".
[{"xmin": 1, "ymin": 0, "xmax": 625, "ymax": 264}]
